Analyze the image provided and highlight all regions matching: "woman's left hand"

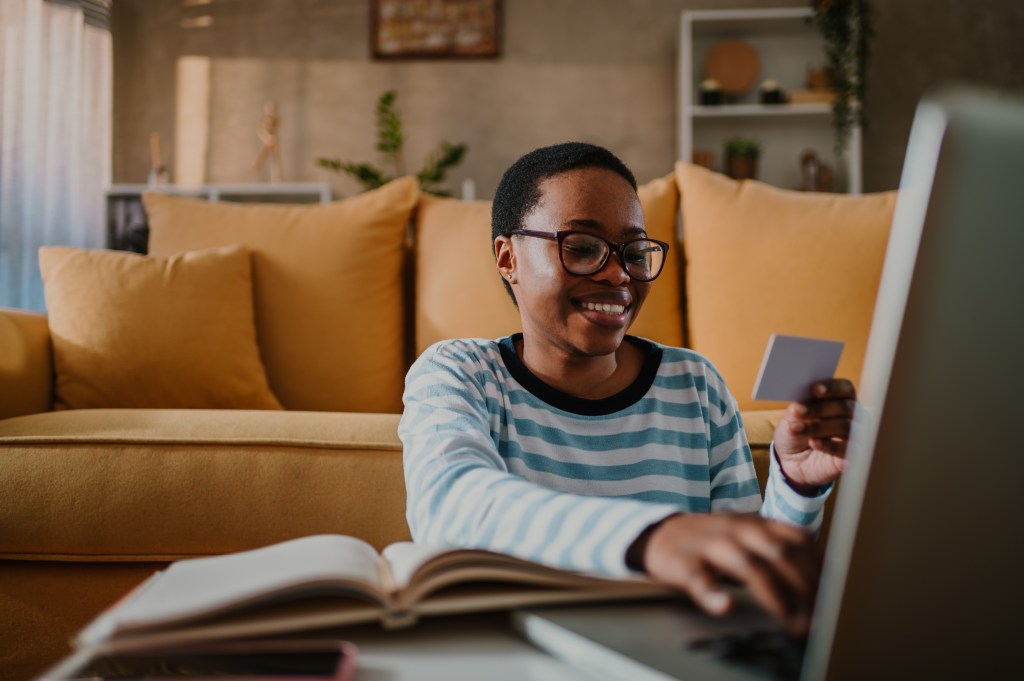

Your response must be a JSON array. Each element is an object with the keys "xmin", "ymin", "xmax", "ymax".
[{"xmin": 773, "ymin": 379, "xmax": 857, "ymax": 493}]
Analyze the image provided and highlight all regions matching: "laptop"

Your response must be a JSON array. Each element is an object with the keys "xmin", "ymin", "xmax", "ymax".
[{"xmin": 513, "ymin": 86, "xmax": 1024, "ymax": 681}]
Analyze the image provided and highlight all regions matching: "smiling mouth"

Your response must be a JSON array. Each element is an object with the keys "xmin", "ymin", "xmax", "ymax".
[{"xmin": 580, "ymin": 301, "xmax": 628, "ymax": 316}]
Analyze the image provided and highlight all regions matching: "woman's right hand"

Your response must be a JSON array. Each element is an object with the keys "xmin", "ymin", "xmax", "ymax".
[{"xmin": 634, "ymin": 513, "xmax": 821, "ymax": 636}]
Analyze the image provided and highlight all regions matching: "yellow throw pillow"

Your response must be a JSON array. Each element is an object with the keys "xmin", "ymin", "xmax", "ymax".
[
  {"xmin": 414, "ymin": 196, "xmax": 517, "ymax": 355},
  {"xmin": 675, "ymin": 162, "xmax": 898, "ymax": 411},
  {"xmin": 632, "ymin": 172, "xmax": 683, "ymax": 346},
  {"xmin": 413, "ymin": 172, "xmax": 684, "ymax": 356},
  {"xmin": 39, "ymin": 245, "xmax": 282, "ymax": 411},
  {"xmin": 145, "ymin": 177, "xmax": 420, "ymax": 413}
]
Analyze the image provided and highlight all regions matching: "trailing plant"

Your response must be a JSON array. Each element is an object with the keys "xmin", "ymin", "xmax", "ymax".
[
  {"xmin": 809, "ymin": 0, "xmax": 875, "ymax": 154},
  {"xmin": 724, "ymin": 137, "xmax": 761, "ymax": 158},
  {"xmin": 317, "ymin": 90, "xmax": 467, "ymax": 196}
]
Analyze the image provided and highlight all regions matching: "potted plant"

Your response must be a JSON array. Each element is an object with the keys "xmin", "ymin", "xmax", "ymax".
[
  {"xmin": 809, "ymin": 0, "xmax": 875, "ymax": 154},
  {"xmin": 724, "ymin": 137, "xmax": 761, "ymax": 180},
  {"xmin": 317, "ymin": 90, "xmax": 467, "ymax": 196}
]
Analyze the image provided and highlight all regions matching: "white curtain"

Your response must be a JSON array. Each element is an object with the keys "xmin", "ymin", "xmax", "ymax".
[{"xmin": 0, "ymin": 0, "xmax": 112, "ymax": 311}]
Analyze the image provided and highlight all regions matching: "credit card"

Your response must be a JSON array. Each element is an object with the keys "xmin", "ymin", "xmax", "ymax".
[{"xmin": 752, "ymin": 334, "xmax": 845, "ymax": 402}]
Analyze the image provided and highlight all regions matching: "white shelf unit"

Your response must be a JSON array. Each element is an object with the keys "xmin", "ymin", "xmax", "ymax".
[
  {"xmin": 106, "ymin": 182, "xmax": 332, "ymax": 204},
  {"xmin": 679, "ymin": 7, "xmax": 862, "ymax": 194}
]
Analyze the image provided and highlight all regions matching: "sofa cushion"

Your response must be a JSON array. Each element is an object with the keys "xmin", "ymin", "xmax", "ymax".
[
  {"xmin": 632, "ymin": 172, "xmax": 685, "ymax": 346},
  {"xmin": 675, "ymin": 162, "xmax": 898, "ymax": 411},
  {"xmin": 413, "ymin": 172, "xmax": 684, "ymax": 355},
  {"xmin": 0, "ymin": 307, "xmax": 53, "ymax": 419},
  {"xmin": 145, "ymin": 177, "xmax": 420, "ymax": 413},
  {"xmin": 0, "ymin": 409, "xmax": 409, "ymax": 559},
  {"xmin": 38, "ymin": 246, "xmax": 282, "ymax": 411},
  {"xmin": 414, "ymin": 196, "xmax": 514, "ymax": 353}
]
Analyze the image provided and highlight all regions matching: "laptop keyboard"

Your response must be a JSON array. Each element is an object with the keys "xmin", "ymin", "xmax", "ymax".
[{"xmin": 687, "ymin": 630, "xmax": 806, "ymax": 680}]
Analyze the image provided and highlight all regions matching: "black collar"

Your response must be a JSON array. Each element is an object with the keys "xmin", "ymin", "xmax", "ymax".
[{"xmin": 498, "ymin": 333, "xmax": 662, "ymax": 416}]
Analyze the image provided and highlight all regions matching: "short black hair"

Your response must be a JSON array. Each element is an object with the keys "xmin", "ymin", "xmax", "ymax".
[{"xmin": 491, "ymin": 142, "xmax": 638, "ymax": 304}]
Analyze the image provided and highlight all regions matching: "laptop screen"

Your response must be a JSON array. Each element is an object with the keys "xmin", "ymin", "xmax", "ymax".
[{"xmin": 805, "ymin": 87, "xmax": 1024, "ymax": 681}]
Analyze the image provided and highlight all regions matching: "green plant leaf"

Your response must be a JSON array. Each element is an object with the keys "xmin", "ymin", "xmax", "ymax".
[
  {"xmin": 417, "ymin": 142, "xmax": 468, "ymax": 187},
  {"xmin": 375, "ymin": 90, "xmax": 404, "ymax": 156},
  {"xmin": 316, "ymin": 157, "xmax": 343, "ymax": 173},
  {"xmin": 723, "ymin": 137, "xmax": 761, "ymax": 157},
  {"xmin": 318, "ymin": 157, "xmax": 390, "ymax": 191},
  {"xmin": 315, "ymin": 90, "xmax": 467, "ymax": 194},
  {"xmin": 344, "ymin": 162, "xmax": 391, "ymax": 190},
  {"xmin": 810, "ymin": 0, "xmax": 874, "ymax": 154}
]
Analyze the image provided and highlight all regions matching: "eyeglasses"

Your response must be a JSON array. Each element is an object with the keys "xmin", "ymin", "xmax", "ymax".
[{"xmin": 511, "ymin": 229, "xmax": 669, "ymax": 282}]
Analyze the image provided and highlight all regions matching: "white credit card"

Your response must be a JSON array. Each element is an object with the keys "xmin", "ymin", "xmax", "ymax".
[{"xmin": 752, "ymin": 334, "xmax": 845, "ymax": 402}]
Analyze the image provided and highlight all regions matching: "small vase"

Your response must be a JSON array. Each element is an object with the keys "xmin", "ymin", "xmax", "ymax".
[{"xmin": 726, "ymin": 155, "xmax": 758, "ymax": 180}]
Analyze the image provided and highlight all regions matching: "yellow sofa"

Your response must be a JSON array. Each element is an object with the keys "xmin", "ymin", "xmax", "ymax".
[{"xmin": 0, "ymin": 163, "xmax": 896, "ymax": 680}]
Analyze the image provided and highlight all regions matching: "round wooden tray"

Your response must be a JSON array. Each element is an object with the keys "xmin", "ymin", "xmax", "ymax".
[{"xmin": 705, "ymin": 39, "xmax": 761, "ymax": 95}]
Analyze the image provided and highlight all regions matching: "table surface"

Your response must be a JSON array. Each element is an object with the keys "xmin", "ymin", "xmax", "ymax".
[{"xmin": 336, "ymin": 611, "xmax": 597, "ymax": 681}]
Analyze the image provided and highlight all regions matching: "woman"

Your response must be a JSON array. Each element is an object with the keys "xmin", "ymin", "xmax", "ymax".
[{"xmin": 399, "ymin": 142, "xmax": 854, "ymax": 635}]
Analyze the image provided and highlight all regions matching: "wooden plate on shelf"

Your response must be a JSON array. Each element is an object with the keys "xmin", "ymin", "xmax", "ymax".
[{"xmin": 705, "ymin": 39, "xmax": 760, "ymax": 95}]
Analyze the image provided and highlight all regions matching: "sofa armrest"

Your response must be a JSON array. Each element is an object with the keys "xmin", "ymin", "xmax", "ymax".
[{"xmin": 0, "ymin": 308, "xmax": 53, "ymax": 419}]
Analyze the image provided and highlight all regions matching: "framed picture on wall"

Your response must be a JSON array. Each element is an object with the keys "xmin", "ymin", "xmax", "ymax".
[{"xmin": 371, "ymin": 0, "xmax": 502, "ymax": 59}]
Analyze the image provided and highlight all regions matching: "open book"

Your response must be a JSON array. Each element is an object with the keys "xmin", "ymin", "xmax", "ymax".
[{"xmin": 77, "ymin": 535, "xmax": 675, "ymax": 651}]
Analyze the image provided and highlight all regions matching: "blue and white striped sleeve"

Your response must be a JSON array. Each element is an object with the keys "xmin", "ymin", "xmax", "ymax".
[
  {"xmin": 761, "ymin": 443, "xmax": 831, "ymax": 533},
  {"xmin": 399, "ymin": 343, "xmax": 682, "ymax": 577},
  {"xmin": 703, "ymin": 363, "xmax": 829, "ymax": 531}
]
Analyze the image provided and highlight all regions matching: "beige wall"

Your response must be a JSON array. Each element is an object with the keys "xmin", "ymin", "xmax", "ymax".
[
  {"xmin": 112, "ymin": 0, "xmax": 1024, "ymax": 197},
  {"xmin": 864, "ymin": 0, "xmax": 1024, "ymax": 191}
]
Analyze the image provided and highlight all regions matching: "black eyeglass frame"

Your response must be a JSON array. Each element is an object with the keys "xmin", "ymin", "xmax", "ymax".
[{"xmin": 510, "ymin": 229, "xmax": 670, "ymax": 282}]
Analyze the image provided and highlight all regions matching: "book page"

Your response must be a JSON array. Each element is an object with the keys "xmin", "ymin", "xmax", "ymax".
[
  {"xmin": 89, "ymin": 595, "xmax": 396, "ymax": 652},
  {"xmin": 105, "ymin": 535, "xmax": 383, "ymax": 636},
  {"xmin": 381, "ymin": 542, "xmax": 458, "ymax": 589},
  {"xmin": 382, "ymin": 542, "xmax": 662, "ymax": 608}
]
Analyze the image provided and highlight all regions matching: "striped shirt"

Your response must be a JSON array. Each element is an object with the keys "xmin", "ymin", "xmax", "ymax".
[{"xmin": 399, "ymin": 335, "xmax": 829, "ymax": 577}]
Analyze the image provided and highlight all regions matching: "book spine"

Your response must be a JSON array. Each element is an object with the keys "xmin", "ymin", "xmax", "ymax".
[{"xmin": 380, "ymin": 609, "xmax": 419, "ymax": 630}]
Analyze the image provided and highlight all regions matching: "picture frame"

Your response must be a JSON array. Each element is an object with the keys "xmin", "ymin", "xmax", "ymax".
[{"xmin": 371, "ymin": 0, "xmax": 502, "ymax": 59}]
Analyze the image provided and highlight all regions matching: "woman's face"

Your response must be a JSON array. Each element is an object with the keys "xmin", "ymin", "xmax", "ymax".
[{"xmin": 498, "ymin": 166, "xmax": 651, "ymax": 359}]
